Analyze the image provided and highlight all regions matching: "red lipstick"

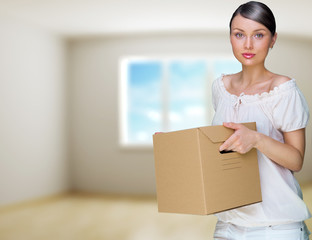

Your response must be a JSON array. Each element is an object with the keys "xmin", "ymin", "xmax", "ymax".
[{"xmin": 242, "ymin": 53, "xmax": 255, "ymax": 59}]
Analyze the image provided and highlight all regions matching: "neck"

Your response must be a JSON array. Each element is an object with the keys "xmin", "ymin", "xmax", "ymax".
[{"xmin": 239, "ymin": 65, "xmax": 270, "ymax": 85}]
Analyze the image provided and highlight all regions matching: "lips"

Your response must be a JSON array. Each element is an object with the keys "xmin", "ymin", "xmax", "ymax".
[{"xmin": 242, "ymin": 53, "xmax": 255, "ymax": 59}]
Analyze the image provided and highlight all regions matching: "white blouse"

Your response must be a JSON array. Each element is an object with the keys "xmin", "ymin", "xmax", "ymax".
[{"xmin": 212, "ymin": 75, "xmax": 311, "ymax": 227}]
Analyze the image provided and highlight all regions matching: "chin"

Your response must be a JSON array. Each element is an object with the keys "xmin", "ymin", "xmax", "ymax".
[{"xmin": 238, "ymin": 58, "xmax": 262, "ymax": 67}]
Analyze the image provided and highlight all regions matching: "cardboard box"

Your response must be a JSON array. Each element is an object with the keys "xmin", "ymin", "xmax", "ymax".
[{"xmin": 153, "ymin": 122, "xmax": 261, "ymax": 215}]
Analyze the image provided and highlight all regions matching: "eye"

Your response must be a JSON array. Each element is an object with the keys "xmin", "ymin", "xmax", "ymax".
[
  {"xmin": 235, "ymin": 33, "xmax": 244, "ymax": 39},
  {"xmin": 255, "ymin": 33, "xmax": 264, "ymax": 39}
]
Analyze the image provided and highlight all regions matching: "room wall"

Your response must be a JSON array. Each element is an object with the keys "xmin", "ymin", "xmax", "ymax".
[
  {"xmin": 68, "ymin": 33, "xmax": 312, "ymax": 195},
  {"xmin": 267, "ymin": 36, "xmax": 312, "ymax": 183},
  {"xmin": 0, "ymin": 17, "xmax": 69, "ymax": 206}
]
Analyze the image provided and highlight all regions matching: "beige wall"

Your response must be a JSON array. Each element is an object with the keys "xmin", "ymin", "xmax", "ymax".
[
  {"xmin": 0, "ymin": 18, "xmax": 69, "ymax": 205},
  {"xmin": 267, "ymin": 36, "xmax": 312, "ymax": 183},
  {"xmin": 68, "ymin": 33, "xmax": 312, "ymax": 195}
]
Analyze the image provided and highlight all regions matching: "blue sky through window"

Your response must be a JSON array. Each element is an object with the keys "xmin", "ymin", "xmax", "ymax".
[
  {"xmin": 213, "ymin": 59, "xmax": 241, "ymax": 78},
  {"xmin": 121, "ymin": 57, "xmax": 241, "ymax": 146},
  {"xmin": 168, "ymin": 60, "xmax": 207, "ymax": 131},
  {"xmin": 127, "ymin": 62, "xmax": 162, "ymax": 144}
]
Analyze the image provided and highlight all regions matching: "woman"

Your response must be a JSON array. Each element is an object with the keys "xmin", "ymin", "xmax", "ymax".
[{"xmin": 212, "ymin": 1, "xmax": 311, "ymax": 239}]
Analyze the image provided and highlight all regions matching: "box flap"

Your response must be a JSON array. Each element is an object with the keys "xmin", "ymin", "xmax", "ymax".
[
  {"xmin": 198, "ymin": 122, "xmax": 257, "ymax": 143},
  {"xmin": 198, "ymin": 125, "xmax": 233, "ymax": 143}
]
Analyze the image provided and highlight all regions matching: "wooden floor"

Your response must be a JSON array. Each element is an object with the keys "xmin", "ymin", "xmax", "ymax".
[{"xmin": 1, "ymin": 183, "xmax": 312, "ymax": 240}]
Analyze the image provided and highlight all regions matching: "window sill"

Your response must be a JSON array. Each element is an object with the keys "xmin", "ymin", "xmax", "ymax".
[{"xmin": 119, "ymin": 143, "xmax": 154, "ymax": 152}]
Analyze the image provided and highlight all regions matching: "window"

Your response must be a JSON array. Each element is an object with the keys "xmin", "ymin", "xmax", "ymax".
[{"xmin": 119, "ymin": 56, "xmax": 241, "ymax": 147}]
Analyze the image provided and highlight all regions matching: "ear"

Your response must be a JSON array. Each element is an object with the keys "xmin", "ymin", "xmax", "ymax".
[{"xmin": 270, "ymin": 33, "xmax": 277, "ymax": 49}]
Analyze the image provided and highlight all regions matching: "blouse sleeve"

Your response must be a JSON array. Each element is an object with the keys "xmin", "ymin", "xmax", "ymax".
[{"xmin": 272, "ymin": 84, "xmax": 309, "ymax": 132}]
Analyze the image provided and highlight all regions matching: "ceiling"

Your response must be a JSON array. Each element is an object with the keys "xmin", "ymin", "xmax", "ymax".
[{"xmin": 0, "ymin": 0, "xmax": 311, "ymax": 38}]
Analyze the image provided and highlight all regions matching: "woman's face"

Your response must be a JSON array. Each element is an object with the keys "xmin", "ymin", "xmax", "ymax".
[{"xmin": 230, "ymin": 14, "xmax": 277, "ymax": 67}]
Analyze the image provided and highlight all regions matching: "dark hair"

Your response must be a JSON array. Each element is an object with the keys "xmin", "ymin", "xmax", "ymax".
[{"xmin": 229, "ymin": 1, "xmax": 276, "ymax": 36}]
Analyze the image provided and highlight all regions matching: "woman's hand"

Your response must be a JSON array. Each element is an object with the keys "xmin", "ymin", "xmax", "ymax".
[
  {"xmin": 220, "ymin": 122, "xmax": 306, "ymax": 172},
  {"xmin": 219, "ymin": 122, "xmax": 259, "ymax": 154}
]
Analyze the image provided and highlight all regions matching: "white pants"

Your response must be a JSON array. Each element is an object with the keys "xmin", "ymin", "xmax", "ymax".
[{"xmin": 214, "ymin": 221, "xmax": 310, "ymax": 240}]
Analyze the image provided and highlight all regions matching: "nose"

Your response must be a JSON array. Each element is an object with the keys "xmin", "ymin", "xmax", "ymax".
[{"xmin": 244, "ymin": 37, "xmax": 253, "ymax": 50}]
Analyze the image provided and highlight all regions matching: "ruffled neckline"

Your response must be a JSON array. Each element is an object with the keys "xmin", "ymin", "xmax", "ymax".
[{"xmin": 218, "ymin": 74, "xmax": 296, "ymax": 102}]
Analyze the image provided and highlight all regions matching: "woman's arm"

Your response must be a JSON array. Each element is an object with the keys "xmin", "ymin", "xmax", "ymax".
[{"xmin": 219, "ymin": 122, "xmax": 306, "ymax": 172}]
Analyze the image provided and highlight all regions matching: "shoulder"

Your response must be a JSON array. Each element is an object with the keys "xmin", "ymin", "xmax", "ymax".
[
  {"xmin": 221, "ymin": 73, "xmax": 240, "ymax": 89},
  {"xmin": 270, "ymin": 74, "xmax": 292, "ymax": 90}
]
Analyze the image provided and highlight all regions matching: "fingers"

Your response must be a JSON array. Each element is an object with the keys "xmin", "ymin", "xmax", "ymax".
[
  {"xmin": 223, "ymin": 122, "xmax": 241, "ymax": 130},
  {"xmin": 219, "ymin": 134, "xmax": 239, "ymax": 152},
  {"xmin": 220, "ymin": 140, "xmax": 245, "ymax": 154},
  {"xmin": 219, "ymin": 123, "xmax": 241, "ymax": 152}
]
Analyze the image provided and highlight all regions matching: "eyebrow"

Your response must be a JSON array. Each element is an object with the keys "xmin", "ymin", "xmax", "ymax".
[{"xmin": 232, "ymin": 28, "xmax": 267, "ymax": 32}]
